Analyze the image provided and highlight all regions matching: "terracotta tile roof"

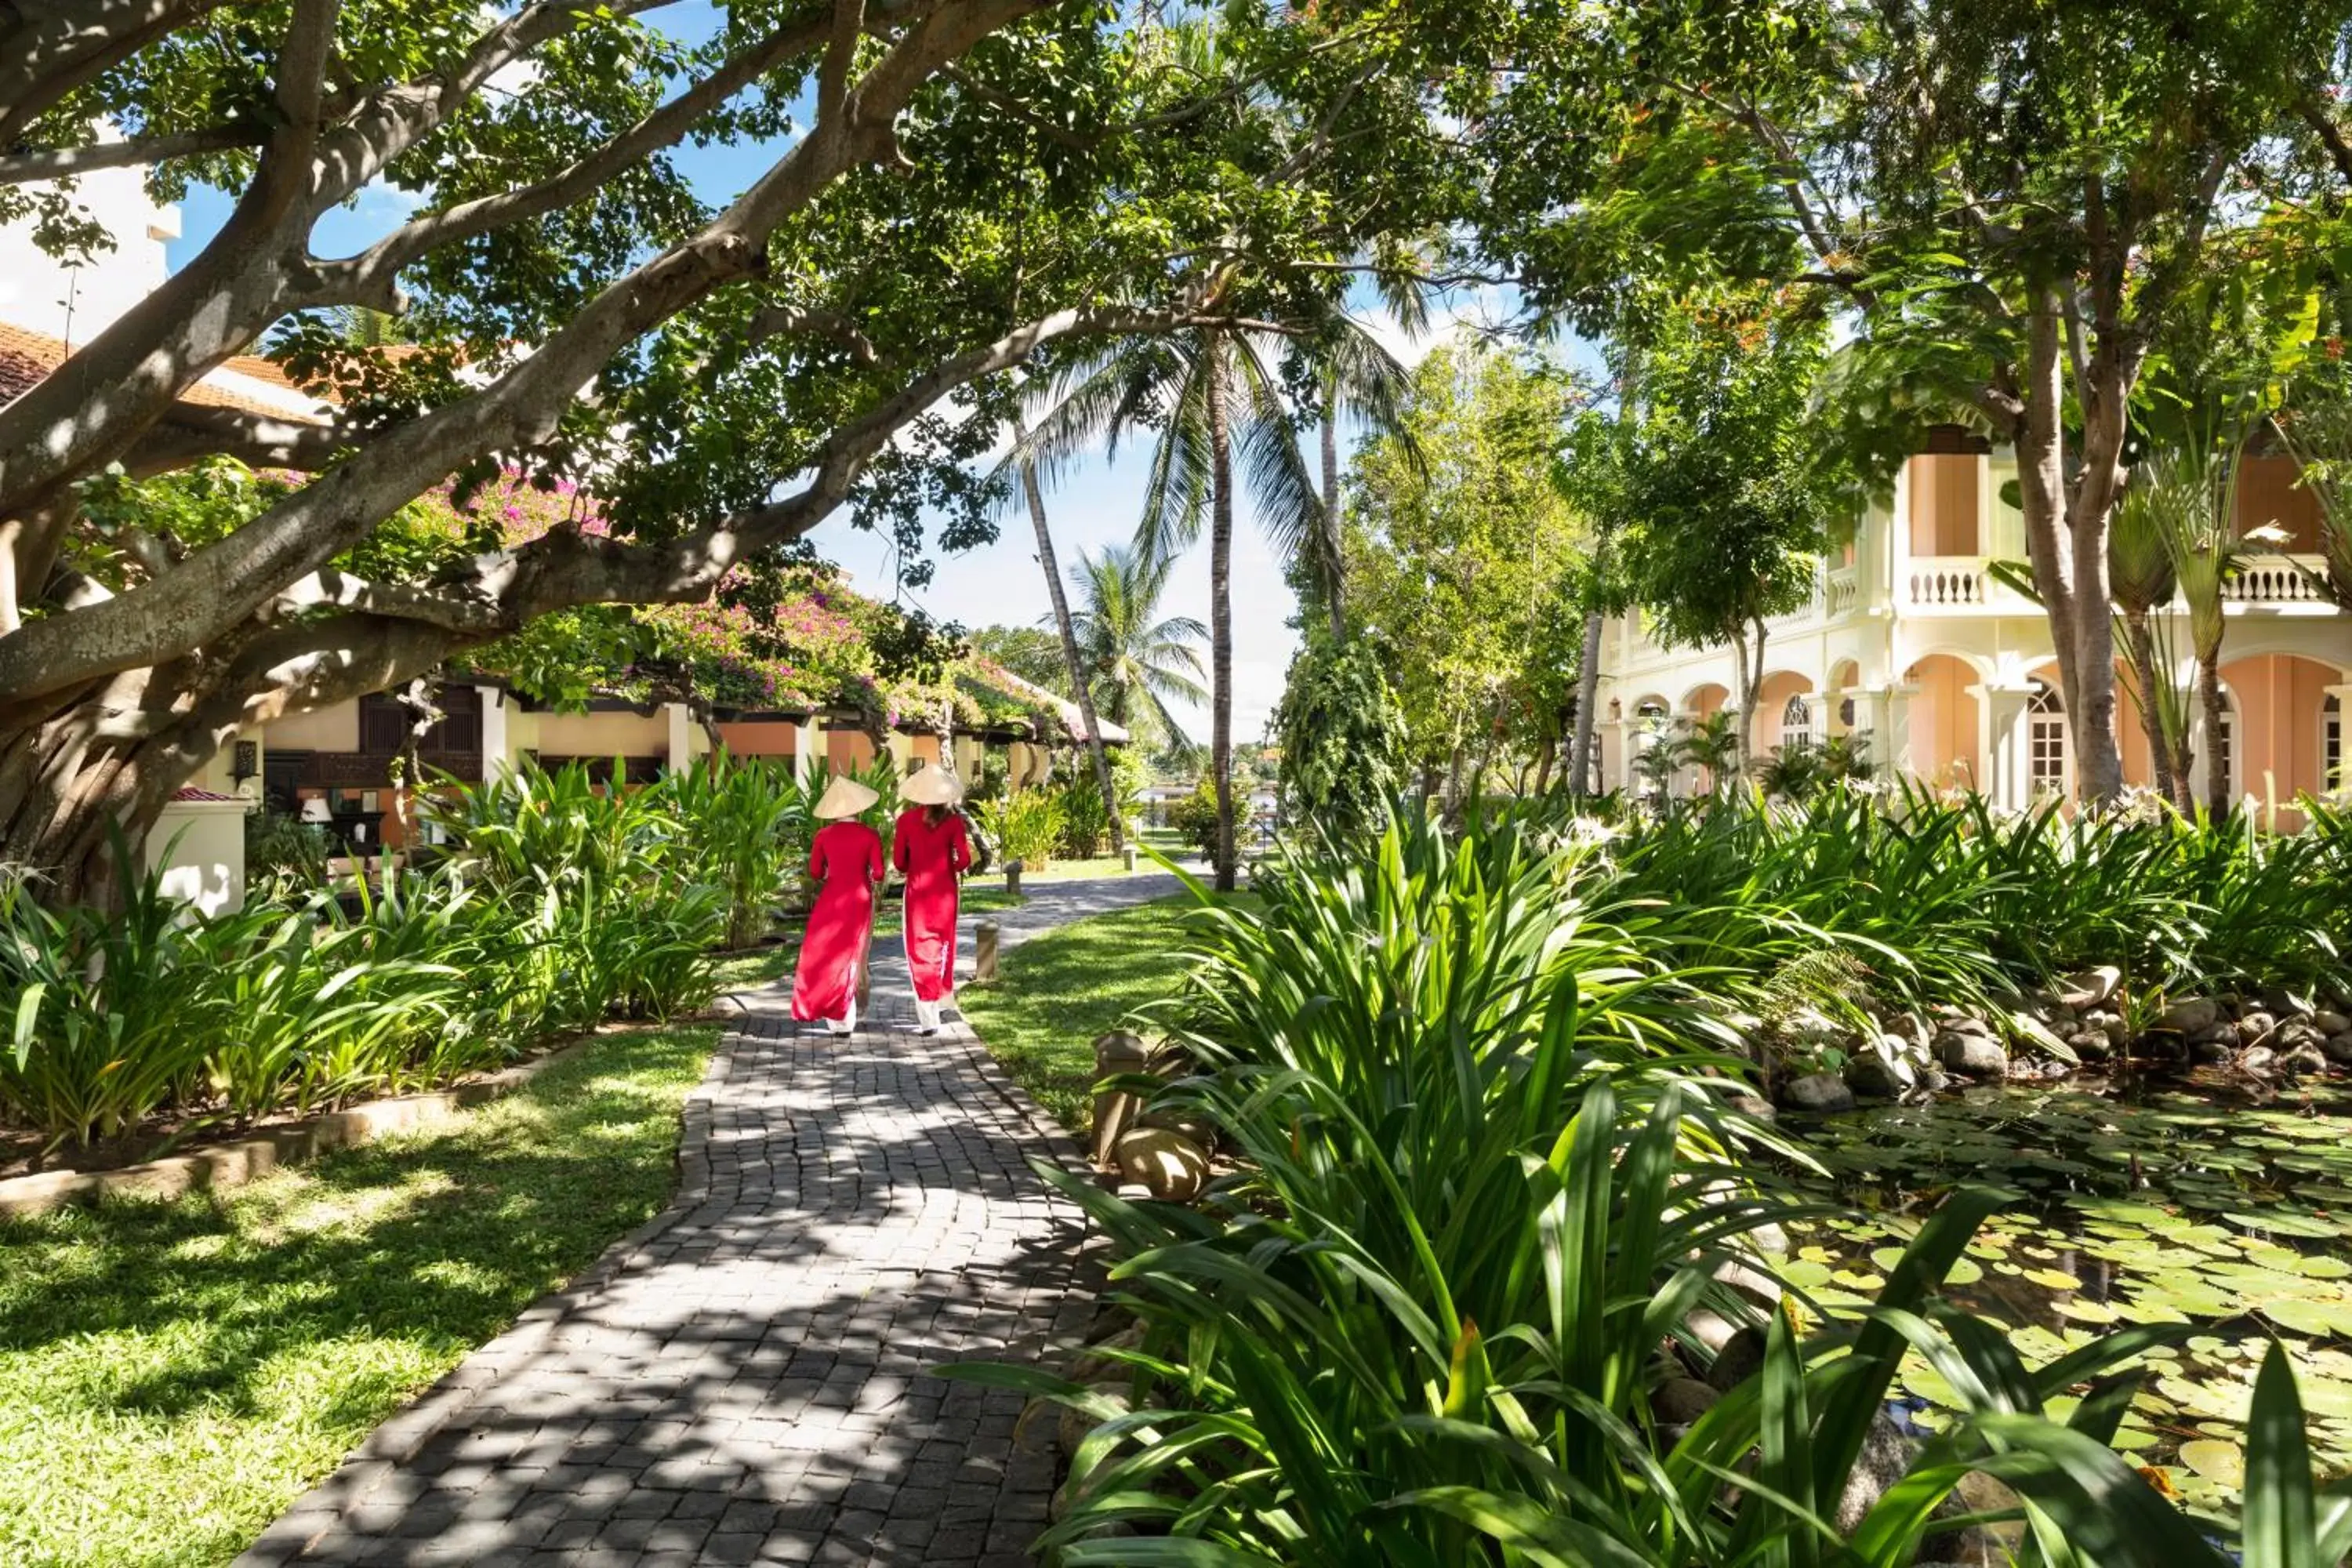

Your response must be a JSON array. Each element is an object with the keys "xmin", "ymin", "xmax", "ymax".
[
  {"xmin": 0, "ymin": 321, "xmax": 329, "ymax": 425},
  {"xmin": 169, "ymin": 786, "xmax": 241, "ymax": 803}
]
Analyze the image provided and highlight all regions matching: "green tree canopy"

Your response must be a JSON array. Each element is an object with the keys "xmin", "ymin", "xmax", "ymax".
[{"xmin": 1339, "ymin": 340, "xmax": 1588, "ymax": 801}]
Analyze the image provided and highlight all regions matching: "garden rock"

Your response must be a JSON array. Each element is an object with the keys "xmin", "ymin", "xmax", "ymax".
[
  {"xmin": 2314, "ymin": 1010, "xmax": 2352, "ymax": 1036},
  {"xmin": 1682, "ymin": 1308, "xmax": 1737, "ymax": 1355},
  {"xmin": 2280, "ymin": 1021, "xmax": 2329, "ymax": 1052},
  {"xmin": 2158, "ymin": 997, "xmax": 2221, "ymax": 1034},
  {"xmin": 1711, "ymin": 1258, "xmax": 1783, "ymax": 1310},
  {"xmin": 2190, "ymin": 1033, "xmax": 2234, "ymax": 1065},
  {"xmin": 2328, "ymin": 1033, "xmax": 2352, "ymax": 1065},
  {"xmin": 2238, "ymin": 1011, "xmax": 2278, "ymax": 1045},
  {"xmin": 2065, "ymin": 1029, "xmax": 2112, "ymax": 1062},
  {"xmin": 1779, "ymin": 1073, "xmax": 1857, "ymax": 1113},
  {"xmin": 1706, "ymin": 1326, "xmax": 1766, "ymax": 1393},
  {"xmin": 1835, "ymin": 1410, "xmax": 1919, "ymax": 1533},
  {"xmin": 1112, "ymin": 1128, "xmax": 1210, "ymax": 1203},
  {"xmin": 2285, "ymin": 1045, "xmax": 2328, "ymax": 1077},
  {"xmin": 1936, "ymin": 1032, "xmax": 2007, "ymax": 1077},
  {"xmin": 2059, "ymin": 967, "xmax": 2122, "ymax": 1008},
  {"xmin": 1654, "ymin": 1377, "xmax": 1720, "ymax": 1425},
  {"xmin": 2241, "ymin": 1046, "xmax": 2278, "ymax": 1076},
  {"xmin": 1055, "ymin": 1383, "xmax": 1128, "ymax": 1458},
  {"xmin": 1844, "ymin": 1051, "xmax": 1911, "ymax": 1099},
  {"xmin": 1138, "ymin": 1108, "xmax": 1218, "ymax": 1154}
]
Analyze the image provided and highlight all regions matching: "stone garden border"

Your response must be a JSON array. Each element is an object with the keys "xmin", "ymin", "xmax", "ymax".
[{"xmin": 0, "ymin": 1034, "xmax": 603, "ymax": 1219}]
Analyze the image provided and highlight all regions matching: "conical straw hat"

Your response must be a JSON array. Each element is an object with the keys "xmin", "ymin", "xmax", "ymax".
[
  {"xmin": 813, "ymin": 773, "xmax": 880, "ymax": 819},
  {"xmin": 899, "ymin": 763, "xmax": 964, "ymax": 806}
]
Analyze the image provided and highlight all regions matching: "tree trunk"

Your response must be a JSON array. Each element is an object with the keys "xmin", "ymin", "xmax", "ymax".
[
  {"xmin": 1531, "ymin": 735, "xmax": 1556, "ymax": 797},
  {"xmin": 2199, "ymin": 655, "xmax": 2230, "ymax": 817},
  {"xmin": 1014, "ymin": 421, "xmax": 1122, "ymax": 854},
  {"xmin": 1319, "ymin": 383, "xmax": 1345, "ymax": 644},
  {"xmin": 1204, "ymin": 334, "xmax": 1238, "ymax": 892},
  {"xmin": 1566, "ymin": 604, "xmax": 1604, "ymax": 797},
  {"xmin": 1729, "ymin": 618, "xmax": 1766, "ymax": 780},
  {"xmin": 2007, "ymin": 285, "xmax": 2131, "ymax": 806}
]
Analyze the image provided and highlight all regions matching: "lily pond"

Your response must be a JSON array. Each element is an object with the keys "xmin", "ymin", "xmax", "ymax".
[{"xmin": 1780, "ymin": 1081, "xmax": 2352, "ymax": 1521}]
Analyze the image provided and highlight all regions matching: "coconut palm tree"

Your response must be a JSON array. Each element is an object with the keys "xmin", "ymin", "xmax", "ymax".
[
  {"xmin": 1006, "ymin": 306, "xmax": 1411, "ymax": 890},
  {"xmin": 1066, "ymin": 544, "xmax": 1207, "ymax": 751},
  {"xmin": 1007, "ymin": 418, "xmax": 1127, "ymax": 854}
]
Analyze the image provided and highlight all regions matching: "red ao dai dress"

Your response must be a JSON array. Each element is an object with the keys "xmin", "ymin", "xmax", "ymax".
[{"xmin": 892, "ymin": 806, "xmax": 972, "ymax": 1030}]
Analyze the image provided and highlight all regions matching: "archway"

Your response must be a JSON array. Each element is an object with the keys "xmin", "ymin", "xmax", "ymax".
[
  {"xmin": 1755, "ymin": 671, "xmax": 1817, "ymax": 753},
  {"xmin": 1903, "ymin": 654, "xmax": 1980, "ymax": 789}
]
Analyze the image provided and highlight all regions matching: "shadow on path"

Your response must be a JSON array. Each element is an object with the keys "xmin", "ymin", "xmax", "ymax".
[{"xmin": 239, "ymin": 928, "xmax": 1118, "ymax": 1568}]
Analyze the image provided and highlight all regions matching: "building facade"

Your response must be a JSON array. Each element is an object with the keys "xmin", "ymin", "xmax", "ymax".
[{"xmin": 1595, "ymin": 432, "xmax": 2352, "ymax": 815}]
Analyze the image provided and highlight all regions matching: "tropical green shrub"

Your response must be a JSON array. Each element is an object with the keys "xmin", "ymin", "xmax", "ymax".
[
  {"xmin": 1167, "ymin": 775, "xmax": 1221, "ymax": 857},
  {"xmin": 1272, "ymin": 638, "xmax": 1410, "ymax": 842},
  {"xmin": 656, "ymin": 752, "xmax": 811, "ymax": 948},
  {"xmin": 979, "ymin": 787, "xmax": 1067, "ymax": 868},
  {"xmin": 955, "ymin": 815, "xmax": 2350, "ymax": 1563},
  {"xmin": 1579, "ymin": 782, "xmax": 2352, "ymax": 1005},
  {"xmin": 0, "ymin": 852, "xmax": 227, "ymax": 1148},
  {"xmin": 243, "ymin": 808, "xmax": 333, "ymax": 893},
  {"xmin": 1, "ymin": 760, "xmax": 742, "ymax": 1152}
]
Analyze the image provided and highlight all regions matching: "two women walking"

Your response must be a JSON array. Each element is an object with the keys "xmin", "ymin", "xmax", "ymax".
[{"xmin": 787, "ymin": 762, "xmax": 969, "ymax": 1036}]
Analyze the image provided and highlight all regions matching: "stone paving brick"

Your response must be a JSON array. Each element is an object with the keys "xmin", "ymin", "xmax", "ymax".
[{"xmin": 234, "ymin": 880, "xmax": 1173, "ymax": 1566}]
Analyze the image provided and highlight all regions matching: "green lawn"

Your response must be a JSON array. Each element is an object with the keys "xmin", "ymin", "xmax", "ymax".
[
  {"xmin": 0, "ymin": 1024, "xmax": 717, "ymax": 1568},
  {"xmin": 958, "ymin": 893, "xmax": 1238, "ymax": 1132}
]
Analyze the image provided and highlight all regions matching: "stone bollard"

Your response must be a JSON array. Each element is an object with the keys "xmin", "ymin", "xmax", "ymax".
[
  {"xmin": 1005, "ymin": 858, "xmax": 1023, "ymax": 896},
  {"xmin": 1123, "ymin": 844, "xmax": 1138, "ymax": 872},
  {"xmin": 1091, "ymin": 1029, "xmax": 1152, "ymax": 1168},
  {"xmin": 973, "ymin": 920, "xmax": 1000, "ymax": 984}
]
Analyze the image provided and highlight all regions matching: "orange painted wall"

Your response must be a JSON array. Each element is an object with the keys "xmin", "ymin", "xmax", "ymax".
[
  {"xmin": 1909, "ymin": 455, "xmax": 1981, "ymax": 557},
  {"xmin": 1907, "ymin": 655, "xmax": 1978, "ymax": 785},
  {"xmin": 2221, "ymin": 654, "xmax": 2339, "ymax": 802},
  {"xmin": 1756, "ymin": 671, "xmax": 1814, "ymax": 750},
  {"xmin": 826, "ymin": 729, "xmax": 877, "ymax": 773},
  {"xmin": 2235, "ymin": 456, "xmax": 2325, "ymax": 554},
  {"xmin": 909, "ymin": 734, "xmax": 942, "ymax": 765},
  {"xmin": 1687, "ymin": 684, "xmax": 1728, "ymax": 719},
  {"xmin": 716, "ymin": 720, "xmax": 799, "ymax": 758}
]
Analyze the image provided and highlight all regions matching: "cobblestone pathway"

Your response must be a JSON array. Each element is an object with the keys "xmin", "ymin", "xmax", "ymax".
[{"xmin": 238, "ymin": 874, "xmax": 1181, "ymax": 1568}]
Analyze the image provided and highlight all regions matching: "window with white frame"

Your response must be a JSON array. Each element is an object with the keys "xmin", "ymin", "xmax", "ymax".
[
  {"xmin": 1780, "ymin": 695, "xmax": 1814, "ymax": 750},
  {"xmin": 2212, "ymin": 695, "xmax": 2237, "ymax": 800},
  {"xmin": 2326, "ymin": 693, "xmax": 2343, "ymax": 793},
  {"xmin": 2027, "ymin": 681, "xmax": 2067, "ymax": 789}
]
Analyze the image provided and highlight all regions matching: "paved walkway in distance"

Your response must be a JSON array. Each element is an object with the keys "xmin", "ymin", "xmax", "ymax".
[{"xmin": 239, "ymin": 873, "xmax": 1182, "ymax": 1568}]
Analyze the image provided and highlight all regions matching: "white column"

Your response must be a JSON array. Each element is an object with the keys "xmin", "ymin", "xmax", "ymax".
[
  {"xmin": 1975, "ymin": 682, "xmax": 2034, "ymax": 810},
  {"xmin": 1860, "ymin": 682, "xmax": 1916, "ymax": 779},
  {"xmin": 477, "ymin": 684, "xmax": 512, "ymax": 779},
  {"xmin": 663, "ymin": 702, "xmax": 693, "ymax": 773},
  {"xmin": 793, "ymin": 718, "xmax": 821, "ymax": 785}
]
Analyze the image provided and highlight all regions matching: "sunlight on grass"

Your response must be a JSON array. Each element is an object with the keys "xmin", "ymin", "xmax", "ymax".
[
  {"xmin": 959, "ymin": 893, "xmax": 1245, "ymax": 1131},
  {"xmin": 0, "ymin": 1024, "xmax": 714, "ymax": 1568}
]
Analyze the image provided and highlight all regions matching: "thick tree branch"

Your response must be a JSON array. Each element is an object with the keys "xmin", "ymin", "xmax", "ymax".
[
  {"xmin": 2305, "ymin": 96, "xmax": 2352, "ymax": 187},
  {"xmin": 748, "ymin": 305, "xmax": 880, "ymax": 362},
  {"xmin": 123, "ymin": 403, "xmax": 359, "ymax": 477},
  {"xmin": 0, "ymin": 0, "xmax": 232, "ymax": 147},
  {"xmin": 0, "ymin": 123, "xmax": 266, "ymax": 187},
  {"xmin": 322, "ymin": 11, "xmax": 837, "ymax": 301},
  {"xmin": 0, "ymin": 0, "xmax": 1058, "ymax": 706}
]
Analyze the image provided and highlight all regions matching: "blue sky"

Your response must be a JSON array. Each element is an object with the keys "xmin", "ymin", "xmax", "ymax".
[{"xmin": 162, "ymin": 5, "xmax": 1515, "ymax": 741}]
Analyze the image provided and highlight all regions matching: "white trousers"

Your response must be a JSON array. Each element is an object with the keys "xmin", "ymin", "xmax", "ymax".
[
  {"xmin": 825, "ymin": 996, "xmax": 858, "ymax": 1036},
  {"xmin": 913, "ymin": 995, "xmax": 944, "ymax": 1031}
]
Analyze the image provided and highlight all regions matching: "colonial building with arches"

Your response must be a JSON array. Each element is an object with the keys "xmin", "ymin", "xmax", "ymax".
[{"xmin": 1595, "ymin": 430, "xmax": 2352, "ymax": 816}]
